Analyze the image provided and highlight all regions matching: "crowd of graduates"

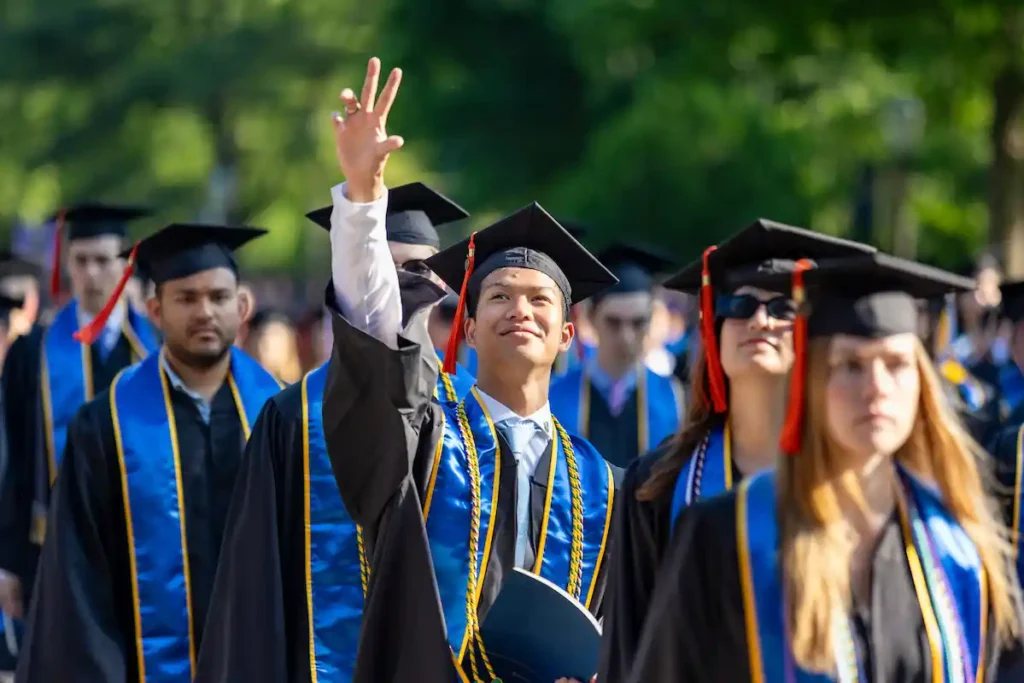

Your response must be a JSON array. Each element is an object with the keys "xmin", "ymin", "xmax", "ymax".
[{"xmin": 1, "ymin": 57, "xmax": 1024, "ymax": 681}]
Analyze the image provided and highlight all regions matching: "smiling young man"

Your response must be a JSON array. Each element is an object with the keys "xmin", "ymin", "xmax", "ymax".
[
  {"xmin": 0, "ymin": 204, "xmax": 159, "ymax": 637},
  {"xmin": 316, "ymin": 57, "xmax": 618, "ymax": 682},
  {"xmin": 15, "ymin": 224, "xmax": 281, "ymax": 683},
  {"xmin": 550, "ymin": 241, "xmax": 683, "ymax": 468}
]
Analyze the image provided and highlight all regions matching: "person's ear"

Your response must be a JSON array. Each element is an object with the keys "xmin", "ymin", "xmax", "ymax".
[
  {"xmin": 559, "ymin": 320, "xmax": 575, "ymax": 353},
  {"xmin": 237, "ymin": 284, "xmax": 255, "ymax": 322},
  {"xmin": 146, "ymin": 294, "xmax": 161, "ymax": 327},
  {"xmin": 464, "ymin": 315, "xmax": 477, "ymax": 349}
]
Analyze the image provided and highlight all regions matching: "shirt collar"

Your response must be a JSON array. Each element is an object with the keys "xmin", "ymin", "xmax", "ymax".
[
  {"xmin": 473, "ymin": 386, "xmax": 552, "ymax": 437},
  {"xmin": 77, "ymin": 298, "xmax": 127, "ymax": 335},
  {"xmin": 160, "ymin": 349, "xmax": 211, "ymax": 415},
  {"xmin": 586, "ymin": 357, "xmax": 638, "ymax": 393}
]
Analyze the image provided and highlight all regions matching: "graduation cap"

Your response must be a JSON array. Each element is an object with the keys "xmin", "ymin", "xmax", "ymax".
[
  {"xmin": 0, "ymin": 293, "xmax": 24, "ymax": 325},
  {"xmin": 305, "ymin": 182, "xmax": 468, "ymax": 249},
  {"xmin": 753, "ymin": 252, "xmax": 974, "ymax": 453},
  {"xmin": 478, "ymin": 568, "xmax": 601, "ymax": 682},
  {"xmin": 0, "ymin": 251, "xmax": 41, "ymax": 280},
  {"xmin": 557, "ymin": 220, "xmax": 591, "ymax": 242},
  {"xmin": 592, "ymin": 241, "xmax": 675, "ymax": 306},
  {"xmin": 74, "ymin": 223, "xmax": 266, "ymax": 344},
  {"xmin": 49, "ymin": 203, "xmax": 151, "ymax": 298},
  {"xmin": 423, "ymin": 202, "xmax": 618, "ymax": 374},
  {"xmin": 662, "ymin": 219, "xmax": 876, "ymax": 414},
  {"xmin": 1001, "ymin": 280, "xmax": 1024, "ymax": 323}
]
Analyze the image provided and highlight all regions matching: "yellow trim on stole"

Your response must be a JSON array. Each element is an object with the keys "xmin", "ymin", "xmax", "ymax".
[
  {"xmin": 42, "ymin": 337, "xmax": 95, "ymax": 485},
  {"xmin": 531, "ymin": 437, "xmax": 561, "ymax": 574},
  {"xmin": 301, "ymin": 374, "xmax": 319, "ymax": 683},
  {"xmin": 157, "ymin": 364, "xmax": 198, "ymax": 677},
  {"xmin": 735, "ymin": 478, "xmax": 764, "ymax": 683},
  {"xmin": 421, "ymin": 409, "xmax": 447, "ymax": 521},
  {"xmin": 723, "ymin": 421, "xmax": 734, "ymax": 491},
  {"xmin": 895, "ymin": 493, "xmax": 946, "ymax": 683},
  {"xmin": 111, "ymin": 370, "xmax": 147, "ymax": 683},
  {"xmin": 584, "ymin": 463, "xmax": 615, "ymax": 610},
  {"xmin": 455, "ymin": 388, "xmax": 502, "ymax": 667}
]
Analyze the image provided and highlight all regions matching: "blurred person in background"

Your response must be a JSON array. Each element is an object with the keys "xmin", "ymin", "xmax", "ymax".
[
  {"xmin": 243, "ymin": 309, "xmax": 303, "ymax": 385},
  {"xmin": 0, "ymin": 204, "xmax": 159, "ymax": 649},
  {"xmin": 550, "ymin": 241, "xmax": 684, "ymax": 468},
  {"xmin": 17, "ymin": 224, "xmax": 281, "ymax": 683},
  {"xmin": 951, "ymin": 253, "xmax": 1008, "ymax": 385},
  {"xmin": 643, "ymin": 293, "xmax": 676, "ymax": 377}
]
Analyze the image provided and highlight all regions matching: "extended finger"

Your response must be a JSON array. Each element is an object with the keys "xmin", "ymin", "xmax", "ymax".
[
  {"xmin": 339, "ymin": 89, "xmax": 360, "ymax": 115},
  {"xmin": 361, "ymin": 56, "xmax": 381, "ymax": 112},
  {"xmin": 380, "ymin": 135, "xmax": 404, "ymax": 155},
  {"xmin": 331, "ymin": 111, "xmax": 345, "ymax": 133},
  {"xmin": 376, "ymin": 67, "xmax": 403, "ymax": 122}
]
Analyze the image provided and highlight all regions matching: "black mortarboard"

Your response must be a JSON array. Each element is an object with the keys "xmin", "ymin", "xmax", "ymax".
[
  {"xmin": 592, "ymin": 241, "xmax": 674, "ymax": 305},
  {"xmin": 759, "ymin": 252, "xmax": 974, "ymax": 454},
  {"xmin": 75, "ymin": 223, "xmax": 265, "ymax": 344},
  {"xmin": 423, "ymin": 202, "xmax": 618, "ymax": 373},
  {"xmin": 128, "ymin": 223, "xmax": 267, "ymax": 286},
  {"xmin": 558, "ymin": 220, "xmax": 591, "ymax": 242},
  {"xmin": 0, "ymin": 251, "xmax": 41, "ymax": 280},
  {"xmin": 479, "ymin": 568, "xmax": 601, "ymax": 682},
  {"xmin": 54, "ymin": 203, "xmax": 150, "ymax": 241},
  {"xmin": 663, "ymin": 219, "xmax": 875, "ymax": 294},
  {"xmin": 1001, "ymin": 280, "xmax": 1024, "ymax": 323},
  {"xmin": 663, "ymin": 218, "xmax": 876, "ymax": 415},
  {"xmin": 305, "ymin": 182, "xmax": 468, "ymax": 249}
]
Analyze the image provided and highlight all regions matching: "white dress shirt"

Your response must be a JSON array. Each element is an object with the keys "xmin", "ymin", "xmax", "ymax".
[
  {"xmin": 76, "ymin": 300, "xmax": 127, "ymax": 359},
  {"xmin": 328, "ymin": 182, "xmax": 402, "ymax": 350},
  {"xmin": 327, "ymin": 183, "xmax": 553, "ymax": 566}
]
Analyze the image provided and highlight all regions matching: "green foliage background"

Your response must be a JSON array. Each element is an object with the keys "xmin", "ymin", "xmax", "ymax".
[{"xmin": 1, "ymin": 0, "xmax": 1022, "ymax": 274}]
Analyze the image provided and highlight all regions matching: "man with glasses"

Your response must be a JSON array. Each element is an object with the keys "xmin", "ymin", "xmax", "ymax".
[
  {"xmin": 549, "ymin": 242, "xmax": 683, "ymax": 467},
  {"xmin": 305, "ymin": 181, "xmax": 474, "ymax": 402}
]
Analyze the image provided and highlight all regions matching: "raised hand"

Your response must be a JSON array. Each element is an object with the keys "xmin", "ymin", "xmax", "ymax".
[{"xmin": 332, "ymin": 56, "xmax": 404, "ymax": 203}]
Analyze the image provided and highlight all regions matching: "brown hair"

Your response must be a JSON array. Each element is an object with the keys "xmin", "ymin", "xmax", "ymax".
[
  {"xmin": 637, "ymin": 346, "xmax": 726, "ymax": 502},
  {"xmin": 779, "ymin": 337, "xmax": 1020, "ymax": 672}
]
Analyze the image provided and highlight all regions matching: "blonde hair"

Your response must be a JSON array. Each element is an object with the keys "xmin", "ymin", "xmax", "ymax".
[{"xmin": 779, "ymin": 337, "xmax": 1020, "ymax": 672}]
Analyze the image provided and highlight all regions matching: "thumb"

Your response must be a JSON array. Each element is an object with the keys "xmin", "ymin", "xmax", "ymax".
[{"xmin": 381, "ymin": 135, "xmax": 405, "ymax": 154}]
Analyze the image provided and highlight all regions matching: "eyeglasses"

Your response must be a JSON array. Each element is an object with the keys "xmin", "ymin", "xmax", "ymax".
[
  {"xmin": 716, "ymin": 294, "xmax": 797, "ymax": 321},
  {"xmin": 397, "ymin": 259, "xmax": 433, "ymax": 277},
  {"xmin": 602, "ymin": 314, "xmax": 651, "ymax": 331}
]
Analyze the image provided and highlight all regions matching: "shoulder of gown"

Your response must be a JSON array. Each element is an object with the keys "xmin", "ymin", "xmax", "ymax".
[
  {"xmin": 627, "ymin": 489, "xmax": 751, "ymax": 683},
  {"xmin": 596, "ymin": 440, "xmax": 679, "ymax": 681}
]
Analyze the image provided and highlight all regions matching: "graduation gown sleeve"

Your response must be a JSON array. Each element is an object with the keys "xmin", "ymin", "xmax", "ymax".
[
  {"xmin": 0, "ymin": 332, "xmax": 41, "ymax": 586},
  {"xmin": 15, "ymin": 399, "xmax": 128, "ymax": 683},
  {"xmin": 194, "ymin": 400, "xmax": 288, "ymax": 683},
  {"xmin": 596, "ymin": 445, "xmax": 674, "ymax": 682}
]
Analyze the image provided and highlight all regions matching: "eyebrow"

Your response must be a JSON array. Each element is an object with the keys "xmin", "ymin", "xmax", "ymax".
[{"xmin": 482, "ymin": 279, "xmax": 557, "ymax": 294}]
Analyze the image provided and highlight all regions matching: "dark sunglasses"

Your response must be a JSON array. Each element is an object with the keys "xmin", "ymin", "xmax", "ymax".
[
  {"xmin": 716, "ymin": 294, "xmax": 797, "ymax": 321},
  {"xmin": 397, "ymin": 259, "xmax": 433, "ymax": 277},
  {"xmin": 602, "ymin": 314, "xmax": 651, "ymax": 331}
]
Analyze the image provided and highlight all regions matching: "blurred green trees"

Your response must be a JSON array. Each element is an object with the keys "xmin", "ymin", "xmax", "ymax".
[{"xmin": 0, "ymin": 0, "xmax": 1021, "ymax": 273}]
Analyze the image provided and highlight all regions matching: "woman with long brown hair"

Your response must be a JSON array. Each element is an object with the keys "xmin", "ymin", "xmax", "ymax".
[
  {"xmin": 628, "ymin": 253, "xmax": 1024, "ymax": 682},
  {"xmin": 597, "ymin": 222, "xmax": 874, "ymax": 681}
]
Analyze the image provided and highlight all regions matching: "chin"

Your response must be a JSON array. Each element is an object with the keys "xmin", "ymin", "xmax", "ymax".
[{"xmin": 844, "ymin": 428, "xmax": 908, "ymax": 460}]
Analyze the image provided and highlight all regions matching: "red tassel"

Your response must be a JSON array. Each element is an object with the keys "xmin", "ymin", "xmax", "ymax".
[
  {"xmin": 700, "ymin": 246, "xmax": 728, "ymax": 413},
  {"xmin": 73, "ymin": 241, "xmax": 140, "ymax": 345},
  {"xmin": 442, "ymin": 232, "xmax": 476, "ymax": 375},
  {"xmin": 50, "ymin": 209, "xmax": 66, "ymax": 299},
  {"xmin": 780, "ymin": 259, "xmax": 813, "ymax": 455}
]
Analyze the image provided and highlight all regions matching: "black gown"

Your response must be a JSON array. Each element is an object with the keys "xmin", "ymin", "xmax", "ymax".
[
  {"xmin": 597, "ymin": 440, "xmax": 742, "ymax": 682},
  {"xmin": 0, "ymin": 325, "xmax": 140, "ymax": 606},
  {"xmin": 320, "ymin": 279, "xmax": 617, "ymax": 683},
  {"xmin": 15, "ymin": 376, "xmax": 249, "ymax": 683},
  {"xmin": 626, "ymin": 490, "xmax": 1024, "ymax": 683}
]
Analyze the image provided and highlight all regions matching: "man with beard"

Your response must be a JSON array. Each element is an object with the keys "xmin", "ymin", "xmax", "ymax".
[
  {"xmin": 0, "ymin": 205, "xmax": 159, "ymax": 642},
  {"xmin": 15, "ymin": 224, "xmax": 282, "ymax": 683}
]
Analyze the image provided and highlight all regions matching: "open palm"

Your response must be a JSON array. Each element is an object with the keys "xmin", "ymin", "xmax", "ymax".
[{"xmin": 332, "ymin": 56, "xmax": 404, "ymax": 202}]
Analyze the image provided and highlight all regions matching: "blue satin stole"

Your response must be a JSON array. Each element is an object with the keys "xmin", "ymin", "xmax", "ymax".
[
  {"xmin": 302, "ymin": 363, "xmax": 369, "ymax": 682},
  {"xmin": 435, "ymin": 349, "xmax": 474, "ymax": 404},
  {"xmin": 422, "ymin": 388, "xmax": 615, "ymax": 664},
  {"xmin": 110, "ymin": 347, "xmax": 279, "ymax": 682},
  {"xmin": 42, "ymin": 300, "xmax": 159, "ymax": 484},
  {"xmin": 549, "ymin": 364, "xmax": 682, "ymax": 456},
  {"xmin": 670, "ymin": 424, "xmax": 731, "ymax": 534},
  {"xmin": 736, "ymin": 469, "xmax": 988, "ymax": 683}
]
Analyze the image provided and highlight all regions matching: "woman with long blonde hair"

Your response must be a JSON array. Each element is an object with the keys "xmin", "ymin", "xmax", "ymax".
[
  {"xmin": 628, "ymin": 252, "xmax": 1024, "ymax": 682},
  {"xmin": 598, "ymin": 222, "xmax": 874, "ymax": 681}
]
